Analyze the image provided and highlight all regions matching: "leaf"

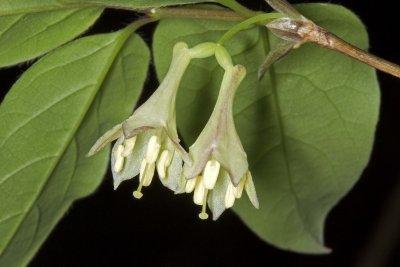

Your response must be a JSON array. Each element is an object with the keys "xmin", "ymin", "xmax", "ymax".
[
  {"xmin": 0, "ymin": 29, "xmax": 150, "ymax": 266},
  {"xmin": 61, "ymin": 0, "xmax": 212, "ymax": 8},
  {"xmin": 153, "ymin": 3, "xmax": 379, "ymax": 253},
  {"xmin": 0, "ymin": 0, "xmax": 211, "ymax": 16},
  {"xmin": 0, "ymin": 1, "xmax": 62, "ymax": 16},
  {"xmin": 0, "ymin": 8, "xmax": 103, "ymax": 67}
]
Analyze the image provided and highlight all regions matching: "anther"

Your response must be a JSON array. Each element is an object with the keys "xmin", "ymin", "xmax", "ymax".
[
  {"xmin": 139, "ymin": 159, "xmax": 155, "ymax": 187},
  {"xmin": 193, "ymin": 178, "xmax": 207, "ymax": 205},
  {"xmin": 202, "ymin": 160, "xmax": 220, "ymax": 190},
  {"xmin": 122, "ymin": 136, "xmax": 137, "ymax": 157},
  {"xmin": 156, "ymin": 150, "xmax": 170, "ymax": 179},
  {"xmin": 146, "ymin": 135, "xmax": 161, "ymax": 164},
  {"xmin": 114, "ymin": 145, "xmax": 125, "ymax": 173},
  {"xmin": 143, "ymin": 162, "xmax": 155, "ymax": 187},
  {"xmin": 185, "ymin": 176, "xmax": 198, "ymax": 193},
  {"xmin": 233, "ymin": 178, "xmax": 246, "ymax": 198},
  {"xmin": 224, "ymin": 182, "xmax": 236, "ymax": 208}
]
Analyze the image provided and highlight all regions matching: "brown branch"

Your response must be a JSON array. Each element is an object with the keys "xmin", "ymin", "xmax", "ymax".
[
  {"xmin": 299, "ymin": 22, "xmax": 400, "ymax": 78},
  {"xmin": 268, "ymin": 17, "xmax": 400, "ymax": 78}
]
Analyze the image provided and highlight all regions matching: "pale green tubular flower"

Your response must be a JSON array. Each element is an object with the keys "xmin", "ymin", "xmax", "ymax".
[
  {"xmin": 182, "ymin": 46, "xmax": 259, "ymax": 220},
  {"xmin": 88, "ymin": 42, "xmax": 216, "ymax": 198}
]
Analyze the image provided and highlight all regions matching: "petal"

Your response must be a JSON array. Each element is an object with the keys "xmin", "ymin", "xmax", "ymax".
[
  {"xmin": 183, "ymin": 125, "xmax": 214, "ymax": 179},
  {"xmin": 165, "ymin": 130, "xmax": 192, "ymax": 166},
  {"xmin": 184, "ymin": 65, "xmax": 248, "ymax": 185},
  {"xmin": 158, "ymin": 149, "xmax": 183, "ymax": 192},
  {"xmin": 245, "ymin": 172, "xmax": 259, "ymax": 209},
  {"xmin": 212, "ymin": 65, "xmax": 248, "ymax": 185},
  {"xmin": 87, "ymin": 124, "xmax": 122, "ymax": 156},
  {"xmin": 175, "ymin": 172, "xmax": 188, "ymax": 194},
  {"xmin": 207, "ymin": 170, "xmax": 231, "ymax": 220},
  {"xmin": 112, "ymin": 131, "xmax": 155, "ymax": 189},
  {"xmin": 122, "ymin": 42, "xmax": 192, "ymax": 139}
]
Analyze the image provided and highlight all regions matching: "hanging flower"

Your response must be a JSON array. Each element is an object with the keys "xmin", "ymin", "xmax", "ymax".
[
  {"xmin": 88, "ymin": 42, "xmax": 216, "ymax": 198},
  {"xmin": 181, "ymin": 46, "xmax": 259, "ymax": 220}
]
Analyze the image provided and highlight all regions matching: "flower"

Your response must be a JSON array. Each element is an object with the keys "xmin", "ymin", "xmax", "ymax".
[
  {"xmin": 88, "ymin": 42, "xmax": 216, "ymax": 198},
  {"xmin": 181, "ymin": 46, "xmax": 259, "ymax": 220}
]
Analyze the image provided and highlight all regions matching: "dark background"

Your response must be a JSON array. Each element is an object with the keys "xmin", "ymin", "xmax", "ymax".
[{"xmin": 1, "ymin": 0, "xmax": 399, "ymax": 266}]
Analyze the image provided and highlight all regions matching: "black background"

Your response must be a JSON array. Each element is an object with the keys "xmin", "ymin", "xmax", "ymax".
[{"xmin": 1, "ymin": 0, "xmax": 399, "ymax": 266}]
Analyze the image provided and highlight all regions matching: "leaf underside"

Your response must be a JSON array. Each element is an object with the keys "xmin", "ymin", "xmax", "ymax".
[
  {"xmin": 153, "ymin": 3, "xmax": 380, "ymax": 253},
  {"xmin": 0, "ymin": 29, "xmax": 150, "ymax": 266}
]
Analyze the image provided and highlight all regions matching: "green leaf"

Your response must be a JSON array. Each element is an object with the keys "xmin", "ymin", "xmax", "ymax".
[
  {"xmin": 61, "ymin": 0, "xmax": 212, "ymax": 8},
  {"xmin": 0, "ymin": 29, "xmax": 150, "ymax": 266},
  {"xmin": 0, "ymin": 8, "xmax": 103, "ymax": 67},
  {"xmin": 0, "ymin": 1, "xmax": 62, "ymax": 16},
  {"xmin": 153, "ymin": 3, "xmax": 379, "ymax": 253},
  {"xmin": 0, "ymin": 0, "xmax": 211, "ymax": 16}
]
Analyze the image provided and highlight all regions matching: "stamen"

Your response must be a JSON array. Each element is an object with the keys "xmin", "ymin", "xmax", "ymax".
[
  {"xmin": 139, "ymin": 159, "xmax": 147, "ymax": 183},
  {"xmin": 122, "ymin": 136, "xmax": 137, "ymax": 157},
  {"xmin": 233, "ymin": 178, "xmax": 246, "ymax": 198},
  {"xmin": 164, "ymin": 150, "xmax": 173, "ymax": 167},
  {"xmin": 199, "ymin": 199, "xmax": 209, "ymax": 220},
  {"xmin": 156, "ymin": 150, "xmax": 170, "ymax": 179},
  {"xmin": 224, "ymin": 182, "xmax": 236, "ymax": 208},
  {"xmin": 114, "ymin": 145, "xmax": 125, "ymax": 173},
  {"xmin": 133, "ymin": 180, "xmax": 144, "ymax": 199},
  {"xmin": 134, "ymin": 159, "xmax": 155, "ymax": 199},
  {"xmin": 146, "ymin": 135, "xmax": 161, "ymax": 164},
  {"xmin": 143, "ymin": 162, "xmax": 155, "ymax": 187},
  {"xmin": 193, "ymin": 177, "xmax": 207, "ymax": 205},
  {"xmin": 202, "ymin": 160, "xmax": 220, "ymax": 190},
  {"xmin": 139, "ymin": 159, "xmax": 155, "ymax": 187},
  {"xmin": 198, "ymin": 184, "xmax": 209, "ymax": 220},
  {"xmin": 185, "ymin": 176, "xmax": 198, "ymax": 193}
]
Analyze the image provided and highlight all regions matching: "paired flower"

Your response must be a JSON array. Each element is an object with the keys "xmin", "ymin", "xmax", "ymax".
[
  {"xmin": 181, "ymin": 46, "xmax": 259, "ymax": 220},
  {"xmin": 88, "ymin": 41, "xmax": 258, "ymax": 220},
  {"xmin": 88, "ymin": 42, "xmax": 214, "ymax": 197}
]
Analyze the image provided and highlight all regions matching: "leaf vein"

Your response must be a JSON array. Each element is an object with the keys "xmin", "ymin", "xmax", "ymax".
[
  {"xmin": 0, "ymin": 14, "xmax": 24, "ymax": 39},
  {"xmin": 0, "ymin": 155, "xmax": 57, "ymax": 186},
  {"xmin": 0, "ymin": 84, "xmax": 94, "ymax": 148},
  {"xmin": 263, "ymin": 29, "xmax": 323, "ymax": 245}
]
